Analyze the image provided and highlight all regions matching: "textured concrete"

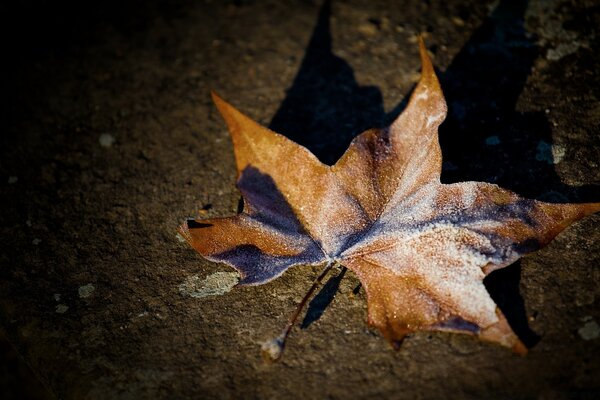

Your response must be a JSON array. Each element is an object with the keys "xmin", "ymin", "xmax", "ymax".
[{"xmin": 1, "ymin": 0, "xmax": 599, "ymax": 398}]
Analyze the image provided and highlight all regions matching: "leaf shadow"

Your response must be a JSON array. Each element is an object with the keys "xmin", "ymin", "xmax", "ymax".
[
  {"xmin": 484, "ymin": 261, "xmax": 540, "ymax": 348},
  {"xmin": 237, "ymin": 165, "xmax": 304, "ymax": 230},
  {"xmin": 437, "ymin": 0, "xmax": 598, "ymax": 202},
  {"xmin": 301, "ymin": 267, "xmax": 346, "ymax": 329},
  {"xmin": 269, "ymin": 0, "xmax": 390, "ymax": 165},
  {"xmin": 191, "ymin": 166, "xmax": 325, "ymax": 285},
  {"xmin": 267, "ymin": 0, "xmax": 598, "ymax": 346}
]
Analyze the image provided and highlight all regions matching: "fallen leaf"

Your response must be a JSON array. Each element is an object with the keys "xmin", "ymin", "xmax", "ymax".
[{"xmin": 179, "ymin": 38, "xmax": 599, "ymax": 355}]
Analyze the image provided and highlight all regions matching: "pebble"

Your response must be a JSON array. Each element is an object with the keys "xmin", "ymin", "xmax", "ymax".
[
  {"xmin": 32, "ymin": 238, "xmax": 41, "ymax": 245},
  {"xmin": 179, "ymin": 272, "xmax": 240, "ymax": 298},
  {"xmin": 8, "ymin": 176, "xmax": 18, "ymax": 184},
  {"xmin": 358, "ymin": 23, "xmax": 377, "ymax": 37},
  {"xmin": 485, "ymin": 136, "xmax": 500, "ymax": 146},
  {"xmin": 99, "ymin": 133, "xmax": 116, "ymax": 148},
  {"xmin": 578, "ymin": 319, "xmax": 600, "ymax": 340},
  {"xmin": 451, "ymin": 16, "xmax": 465, "ymax": 27},
  {"xmin": 55, "ymin": 304, "xmax": 69, "ymax": 314},
  {"xmin": 79, "ymin": 284, "xmax": 95, "ymax": 298}
]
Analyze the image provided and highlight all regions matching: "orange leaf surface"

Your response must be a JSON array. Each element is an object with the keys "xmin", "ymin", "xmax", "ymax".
[{"xmin": 179, "ymin": 38, "xmax": 600, "ymax": 354}]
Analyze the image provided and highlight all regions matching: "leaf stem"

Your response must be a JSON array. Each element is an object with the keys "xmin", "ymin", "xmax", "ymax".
[{"xmin": 261, "ymin": 260, "xmax": 337, "ymax": 362}]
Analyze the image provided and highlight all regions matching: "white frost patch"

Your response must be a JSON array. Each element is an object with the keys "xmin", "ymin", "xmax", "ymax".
[
  {"xmin": 414, "ymin": 91, "xmax": 429, "ymax": 101},
  {"xmin": 426, "ymin": 113, "xmax": 444, "ymax": 127},
  {"xmin": 358, "ymin": 222, "xmax": 499, "ymax": 326},
  {"xmin": 179, "ymin": 272, "xmax": 240, "ymax": 299},
  {"xmin": 78, "ymin": 284, "xmax": 95, "ymax": 298},
  {"xmin": 551, "ymin": 144, "xmax": 566, "ymax": 164},
  {"xmin": 175, "ymin": 232, "xmax": 186, "ymax": 243},
  {"xmin": 99, "ymin": 133, "xmax": 116, "ymax": 148},
  {"xmin": 55, "ymin": 304, "xmax": 69, "ymax": 314},
  {"xmin": 578, "ymin": 318, "xmax": 600, "ymax": 341},
  {"xmin": 8, "ymin": 176, "xmax": 18, "ymax": 184}
]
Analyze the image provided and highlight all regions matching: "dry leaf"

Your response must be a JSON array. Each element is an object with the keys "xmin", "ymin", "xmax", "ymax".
[{"xmin": 179, "ymin": 38, "xmax": 599, "ymax": 355}]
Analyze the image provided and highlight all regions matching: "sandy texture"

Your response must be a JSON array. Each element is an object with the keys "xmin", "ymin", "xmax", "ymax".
[{"xmin": 1, "ymin": 0, "xmax": 599, "ymax": 398}]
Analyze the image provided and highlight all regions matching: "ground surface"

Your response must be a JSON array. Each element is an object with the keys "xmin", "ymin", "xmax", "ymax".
[{"xmin": 1, "ymin": 0, "xmax": 599, "ymax": 399}]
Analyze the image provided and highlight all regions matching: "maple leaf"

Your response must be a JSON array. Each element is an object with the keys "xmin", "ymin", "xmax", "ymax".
[{"xmin": 179, "ymin": 39, "xmax": 599, "ymax": 357}]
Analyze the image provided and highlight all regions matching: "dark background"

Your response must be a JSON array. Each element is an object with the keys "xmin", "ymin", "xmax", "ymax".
[{"xmin": 1, "ymin": 0, "xmax": 599, "ymax": 398}]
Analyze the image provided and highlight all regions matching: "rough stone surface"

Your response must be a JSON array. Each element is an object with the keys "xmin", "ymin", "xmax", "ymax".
[
  {"xmin": 178, "ymin": 272, "xmax": 240, "ymax": 299},
  {"xmin": 1, "ymin": 0, "xmax": 599, "ymax": 399}
]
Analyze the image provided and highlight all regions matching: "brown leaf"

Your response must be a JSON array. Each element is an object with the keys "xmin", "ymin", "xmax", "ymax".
[{"xmin": 179, "ymin": 38, "xmax": 600, "ymax": 353}]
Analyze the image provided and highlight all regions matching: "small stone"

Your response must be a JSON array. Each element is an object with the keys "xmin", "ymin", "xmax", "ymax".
[
  {"xmin": 55, "ymin": 304, "xmax": 69, "ymax": 314},
  {"xmin": 551, "ymin": 144, "xmax": 566, "ymax": 164},
  {"xmin": 54, "ymin": 293, "xmax": 61, "ymax": 302},
  {"xmin": 179, "ymin": 272, "xmax": 240, "ymax": 298},
  {"xmin": 485, "ymin": 136, "xmax": 500, "ymax": 146},
  {"xmin": 578, "ymin": 319, "xmax": 600, "ymax": 340},
  {"xmin": 32, "ymin": 238, "xmax": 41, "ymax": 245},
  {"xmin": 358, "ymin": 23, "xmax": 378, "ymax": 37},
  {"xmin": 8, "ymin": 176, "xmax": 18, "ymax": 184},
  {"xmin": 451, "ymin": 16, "xmax": 465, "ymax": 27},
  {"xmin": 99, "ymin": 133, "xmax": 116, "ymax": 148},
  {"xmin": 261, "ymin": 335, "xmax": 285, "ymax": 362},
  {"xmin": 546, "ymin": 42, "xmax": 581, "ymax": 61},
  {"xmin": 79, "ymin": 284, "xmax": 95, "ymax": 298}
]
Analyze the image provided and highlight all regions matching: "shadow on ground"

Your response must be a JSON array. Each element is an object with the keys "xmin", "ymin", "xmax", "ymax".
[{"xmin": 271, "ymin": 0, "xmax": 599, "ymax": 348}]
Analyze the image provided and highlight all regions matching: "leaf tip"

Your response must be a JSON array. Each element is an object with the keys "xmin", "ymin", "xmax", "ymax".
[
  {"xmin": 584, "ymin": 202, "xmax": 600, "ymax": 215},
  {"xmin": 208, "ymin": 89, "xmax": 264, "ymax": 146},
  {"xmin": 512, "ymin": 340, "xmax": 528, "ymax": 356},
  {"xmin": 417, "ymin": 35, "xmax": 434, "ymax": 77},
  {"xmin": 210, "ymin": 89, "xmax": 230, "ymax": 115}
]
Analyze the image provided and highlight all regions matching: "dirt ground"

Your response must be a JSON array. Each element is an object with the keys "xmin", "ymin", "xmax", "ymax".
[{"xmin": 1, "ymin": 0, "xmax": 599, "ymax": 398}]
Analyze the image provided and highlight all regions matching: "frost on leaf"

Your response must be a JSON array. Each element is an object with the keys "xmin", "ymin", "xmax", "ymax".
[{"xmin": 179, "ymin": 39, "xmax": 600, "ymax": 354}]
